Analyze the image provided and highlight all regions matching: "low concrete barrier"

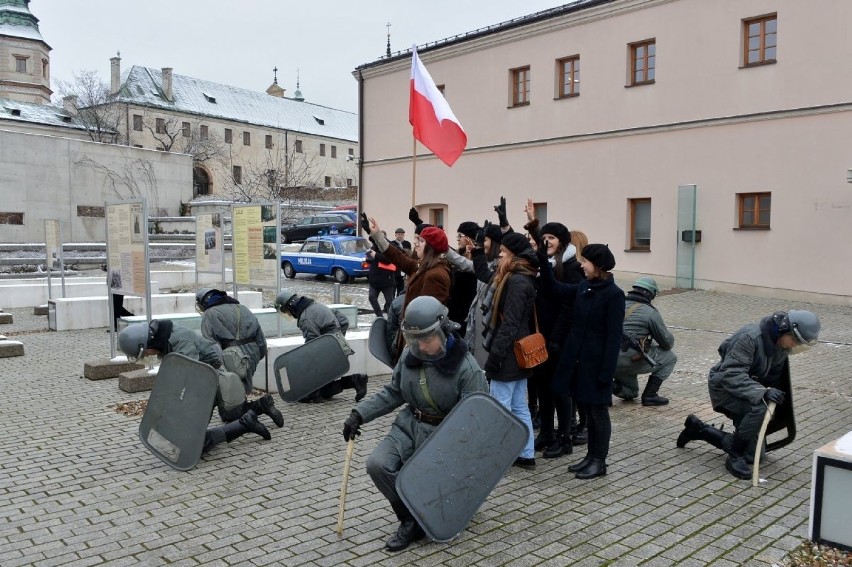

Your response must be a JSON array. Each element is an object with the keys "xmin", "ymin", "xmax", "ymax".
[
  {"xmin": 49, "ymin": 291, "xmax": 262, "ymax": 331},
  {"xmin": 0, "ymin": 278, "xmax": 161, "ymax": 308}
]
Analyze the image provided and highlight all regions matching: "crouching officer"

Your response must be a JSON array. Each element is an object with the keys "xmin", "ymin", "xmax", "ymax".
[
  {"xmin": 195, "ymin": 288, "xmax": 282, "ymax": 427},
  {"xmin": 676, "ymin": 310, "xmax": 820, "ymax": 480},
  {"xmin": 613, "ymin": 277, "xmax": 677, "ymax": 406},
  {"xmin": 341, "ymin": 296, "xmax": 488, "ymax": 552},
  {"xmin": 274, "ymin": 290, "xmax": 368, "ymax": 402},
  {"xmin": 118, "ymin": 320, "xmax": 272, "ymax": 452}
]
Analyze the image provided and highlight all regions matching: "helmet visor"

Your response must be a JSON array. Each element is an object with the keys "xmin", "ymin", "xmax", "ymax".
[
  {"xmin": 792, "ymin": 325, "xmax": 817, "ymax": 346},
  {"xmin": 403, "ymin": 327, "xmax": 447, "ymax": 361}
]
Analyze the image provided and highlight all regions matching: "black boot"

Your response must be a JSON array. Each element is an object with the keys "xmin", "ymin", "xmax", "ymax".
[
  {"xmin": 641, "ymin": 377, "xmax": 669, "ymax": 406},
  {"xmin": 534, "ymin": 431, "xmax": 555, "ymax": 452},
  {"xmin": 247, "ymin": 394, "xmax": 284, "ymax": 428},
  {"xmin": 725, "ymin": 435, "xmax": 752, "ymax": 480},
  {"xmin": 676, "ymin": 414, "xmax": 707, "ymax": 448},
  {"xmin": 386, "ymin": 500, "xmax": 426, "ymax": 552},
  {"xmin": 203, "ymin": 410, "xmax": 270, "ymax": 452},
  {"xmin": 543, "ymin": 434, "xmax": 573, "ymax": 459},
  {"xmin": 571, "ymin": 425, "xmax": 588, "ymax": 446},
  {"xmin": 567, "ymin": 454, "xmax": 592, "ymax": 472},
  {"xmin": 574, "ymin": 457, "xmax": 607, "ymax": 479}
]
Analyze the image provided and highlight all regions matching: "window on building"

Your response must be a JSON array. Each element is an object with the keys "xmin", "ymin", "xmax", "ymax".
[
  {"xmin": 264, "ymin": 134, "xmax": 273, "ymax": 149},
  {"xmin": 267, "ymin": 169, "xmax": 276, "ymax": 188},
  {"xmin": 133, "ymin": 114, "xmax": 143, "ymax": 131},
  {"xmin": 232, "ymin": 166, "xmax": 242, "ymax": 184},
  {"xmin": 533, "ymin": 202, "xmax": 548, "ymax": 224},
  {"xmin": 331, "ymin": 145, "xmax": 337, "ymax": 158},
  {"xmin": 0, "ymin": 212, "xmax": 24, "ymax": 225},
  {"xmin": 182, "ymin": 122, "xmax": 190, "ymax": 137},
  {"xmin": 630, "ymin": 40, "xmax": 656, "ymax": 86},
  {"xmin": 320, "ymin": 143, "xmax": 326, "ymax": 157},
  {"xmin": 156, "ymin": 118, "xmax": 166, "ymax": 134},
  {"xmin": 42, "ymin": 59, "xmax": 48, "ymax": 78},
  {"xmin": 629, "ymin": 198, "xmax": 651, "ymax": 250},
  {"xmin": 743, "ymin": 14, "xmax": 777, "ymax": 66},
  {"xmin": 348, "ymin": 147, "xmax": 354, "ymax": 157},
  {"xmin": 510, "ymin": 66, "xmax": 530, "ymax": 107},
  {"xmin": 346, "ymin": 178, "xmax": 353, "ymax": 187},
  {"xmin": 295, "ymin": 140, "xmax": 303, "ymax": 153},
  {"xmin": 324, "ymin": 176, "xmax": 332, "ymax": 187},
  {"xmin": 224, "ymin": 128, "xmax": 232, "ymax": 144},
  {"xmin": 200, "ymin": 125, "xmax": 208, "ymax": 140},
  {"xmin": 15, "ymin": 56, "xmax": 27, "ymax": 73},
  {"xmin": 429, "ymin": 208, "xmax": 445, "ymax": 228},
  {"xmin": 243, "ymin": 132, "xmax": 250, "ymax": 146},
  {"xmin": 738, "ymin": 192, "xmax": 771, "ymax": 228},
  {"xmin": 557, "ymin": 56, "xmax": 580, "ymax": 98}
]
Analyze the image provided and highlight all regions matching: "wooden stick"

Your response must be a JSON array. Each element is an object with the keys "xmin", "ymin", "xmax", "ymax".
[
  {"xmin": 411, "ymin": 137, "xmax": 417, "ymax": 207},
  {"xmin": 336, "ymin": 438, "xmax": 356, "ymax": 538},
  {"xmin": 752, "ymin": 401, "xmax": 776, "ymax": 487}
]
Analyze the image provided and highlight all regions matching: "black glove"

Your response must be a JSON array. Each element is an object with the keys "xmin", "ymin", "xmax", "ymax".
[
  {"xmin": 474, "ymin": 226, "xmax": 486, "ymax": 249},
  {"xmin": 763, "ymin": 388, "xmax": 785, "ymax": 405},
  {"xmin": 409, "ymin": 207, "xmax": 424, "ymax": 227},
  {"xmin": 536, "ymin": 245, "xmax": 549, "ymax": 267},
  {"xmin": 359, "ymin": 212, "xmax": 371, "ymax": 234},
  {"xmin": 342, "ymin": 410, "xmax": 362, "ymax": 441},
  {"xmin": 494, "ymin": 196, "xmax": 509, "ymax": 228}
]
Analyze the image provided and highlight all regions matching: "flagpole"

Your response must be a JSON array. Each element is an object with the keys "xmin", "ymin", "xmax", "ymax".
[{"xmin": 411, "ymin": 137, "xmax": 417, "ymax": 207}]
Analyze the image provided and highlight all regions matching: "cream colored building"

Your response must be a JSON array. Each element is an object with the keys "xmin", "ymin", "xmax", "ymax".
[
  {"xmin": 355, "ymin": 0, "xmax": 852, "ymax": 304},
  {"xmin": 0, "ymin": 0, "xmax": 50, "ymax": 104},
  {"xmin": 108, "ymin": 59, "xmax": 359, "ymax": 201}
]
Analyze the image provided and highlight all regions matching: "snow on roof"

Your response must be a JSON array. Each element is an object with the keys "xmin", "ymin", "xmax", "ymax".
[
  {"xmin": 0, "ymin": 20, "xmax": 44, "ymax": 41},
  {"xmin": 114, "ymin": 66, "xmax": 358, "ymax": 142},
  {"xmin": 0, "ymin": 97, "xmax": 87, "ymax": 130}
]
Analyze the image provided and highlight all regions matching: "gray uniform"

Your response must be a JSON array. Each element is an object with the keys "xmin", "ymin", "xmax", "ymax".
[
  {"xmin": 355, "ymin": 340, "xmax": 488, "ymax": 506},
  {"xmin": 614, "ymin": 299, "xmax": 677, "ymax": 399},
  {"xmin": 708, "ymin": 321, "xmax": 786, "ymax": 447},
  {"xmin": 201, "ymin": 303, "xmax": 267, "ymax": 394},
  {"xmin": 167, "ymin": 326, "xmax": 224, "ymax": 367}
]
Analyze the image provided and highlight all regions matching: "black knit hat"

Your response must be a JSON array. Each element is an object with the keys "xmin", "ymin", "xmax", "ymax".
[
  {"xmin": 540, "ymin": 222, "xmax": 571, "ymax": 247},
  {"xmin": 457, "ymin": 221, "xmax": 480, "ymax": 239},
  {"xmin": 484, "ymin": 223, "xmax": 503, "ymax": 245},
  {"xmin": 582, "ymin": 244, "xmax": 616, "ymax": 271},
  {"xmin": 501, "ymin": 232, "xmax": 532, "ymax": 256},
  {"xmin": 414, "ymin": 223, "xmax": 433, "ymax": 235}
]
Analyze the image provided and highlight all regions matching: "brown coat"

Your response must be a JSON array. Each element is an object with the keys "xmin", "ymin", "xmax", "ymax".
[{"xmin": 380, "ymin": 243, "xmax": 451, "ymax": 356}]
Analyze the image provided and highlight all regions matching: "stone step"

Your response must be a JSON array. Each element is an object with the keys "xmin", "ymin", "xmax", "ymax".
[
  {"xmin": 0, "ymin": 340, "xmax": 24, "ymax": 357},
  {"xmin": 83, "ymin": 359, "xmax": 145, "ymax": 380},
  {"xmin": 118, "ymin": 368, "xmax": 158, "ymax": 393},
  {"xmin": 0, "ymin": 313, "xmax": 12, "ymax": 324}
]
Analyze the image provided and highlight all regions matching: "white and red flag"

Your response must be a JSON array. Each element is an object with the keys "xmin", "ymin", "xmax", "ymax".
[{"xmin": 409, "ymin": 46, "xmax": 467, "ymax": 167}]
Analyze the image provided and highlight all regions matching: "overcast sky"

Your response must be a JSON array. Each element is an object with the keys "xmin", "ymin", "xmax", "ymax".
[{"xmin": 34, "ymin": 0, "xmax": 569, "ymax": 113}]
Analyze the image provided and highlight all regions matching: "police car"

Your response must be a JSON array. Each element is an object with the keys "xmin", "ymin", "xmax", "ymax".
[{"xmin": 280, "ymin": 235, "xmax": 371, "ymax": 283}]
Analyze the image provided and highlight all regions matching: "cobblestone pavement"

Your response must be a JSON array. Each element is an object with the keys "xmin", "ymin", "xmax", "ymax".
[{"xmin": 1, "ymin": 282, "xmax": 850, "ymax": 566}]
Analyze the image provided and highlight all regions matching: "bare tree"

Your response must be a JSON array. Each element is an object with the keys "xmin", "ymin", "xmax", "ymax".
[
  {"xmin": 143, "ymin": 114, "xmax": 183, "ymax": 151},
  {"xmin": 55, "ymin": 70, "xmax": 121, "ymax": 143},
  {"xmin": 75, "ymin": 156, "xmax": 164, "ymax": 214}
]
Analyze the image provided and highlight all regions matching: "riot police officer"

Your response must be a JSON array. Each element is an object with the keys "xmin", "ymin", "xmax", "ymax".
[{"xmin": 676, "ymin": 310, "xmax": 821, "ymax": 479}]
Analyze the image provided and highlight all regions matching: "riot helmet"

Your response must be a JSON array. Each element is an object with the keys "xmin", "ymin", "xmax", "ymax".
[
  {"xmin": 401, "ymin": 296, "xmax": 459, "ymax": 361},
  {"xmin": 274, "ymin": 290, "xmax": 299, "ymax": 315},
  {"xmin": 118, "ymin": 322, "xmax": 150, "ymax": 362},
  {"xmin": 774, "ymin": 310, "xmax": 820, "ymax": 353},
  {"xmin": 195, "ymin": 288, "xmax": 217, "ymax": 314},
  {"xmin": 632, "ymin": 276, "xmax": 658, "ymax": 299}
]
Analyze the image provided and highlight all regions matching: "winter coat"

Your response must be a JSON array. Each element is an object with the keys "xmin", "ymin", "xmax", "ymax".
[
  {"xmin": 354, "ymin": 336, "xmax": 487, "ymax": 465},
  {"xmin": 201, "ymin": 303, "xmax": 267, "ymax": 380},
  {"xmin": 295, "ymin": 300, "xmax": 349, "ymax": 341},
  {"xmin": 446, "ymin": 247, "xmax": 495, "ymax": 369},
  {"xmin": 166, "ymin": 326, "xmax": 223, "ymax": 368},
  {"xmin": 366, "ymin": 247, "xmax": 397, "ymax": 289},
  {"xmin": 708, "ymin": 316, "xmax": 787, "ymax": 409},
  {"xmin": 538, "ymin": 247, "xmax": 584, "ymax": 352},
  {"xmin": 380, "ymin": 242, "xmax": 451, "ymax": 309},
  {"xmin": 481, "ymin": 269, "xmax": 537, "ymax": 382},
  {"xmin": 540, "ymin": 260, "xmax": 625, "ymax": 405}
]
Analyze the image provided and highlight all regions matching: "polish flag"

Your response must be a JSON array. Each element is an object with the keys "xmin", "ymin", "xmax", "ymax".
[{"xmin": 409, "ymin": 46, "xmax": 467, "ymax": 167}]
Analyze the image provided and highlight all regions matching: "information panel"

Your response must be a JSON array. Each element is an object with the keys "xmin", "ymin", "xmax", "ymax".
[
  {"xmin": 44, "ymin": 219, "xmax": 60, "ymax": 269},
  {"xmin": 195, "ymin": 213, "xmax": 223, "ymax": 274},
  {"xmin": 106, "ymin": 201, "xmax": 147, "ymax": 295},
  {"xmin": 231, "ymin": 203, "xmax": 278, "ymax": 287}
]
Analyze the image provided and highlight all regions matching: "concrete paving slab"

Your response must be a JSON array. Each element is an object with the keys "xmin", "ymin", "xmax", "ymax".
[
  {"xmin": 0, "ymin": 339, "xmax": 23, "ymax": 357},
  {"xmin": 118, "ymin": 368, "xmax": 157, "ymax": 393},
  {"xmin": 83, "ymin": 358, "xmax": 145, "ymax": 380}
]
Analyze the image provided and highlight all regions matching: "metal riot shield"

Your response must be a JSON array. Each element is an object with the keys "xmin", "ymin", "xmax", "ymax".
[
  {"xmin": 274, "ymin": 334, "xmax": 351, "ymax": 402},
  {"xmin": 138, "ymin": 353, "xmax": 217, "ymax": 471},
  {"xmin": 396, "ymin": 393, "xmax": 528, "ymax": 542},
  {"xmin": 368, "ymin": 317, "xmax": 393, "ymax": 369},
  {"xmin": 766, "ymin": 359, "xmax": 795, "ymax": 452}
]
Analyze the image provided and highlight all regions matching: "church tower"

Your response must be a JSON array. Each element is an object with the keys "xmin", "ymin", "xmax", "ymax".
[{"xmin": 0, "ymin": 0, "xmax": 52, "ymax": 104}]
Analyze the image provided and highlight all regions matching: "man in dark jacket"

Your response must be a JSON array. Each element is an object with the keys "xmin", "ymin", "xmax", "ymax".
[
  {"xmin": 613, "ymin": 277, "xmax": 677, "ymax": 406},
  {"xmin": 366, "ymin": 238, "xmax": 397, "ymax": 317},
  {"xmin": 676, "ymin": 310, "xmax": 820, "ymax": 480},
  {"xmin": 390, "ymin": 228, "xmax": 412, "ymax": 296}
]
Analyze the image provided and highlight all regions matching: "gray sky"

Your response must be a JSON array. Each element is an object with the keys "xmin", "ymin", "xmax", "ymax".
[{"xmin": 34, "ymin": 0, "xmax": 569, "ymax": 113}]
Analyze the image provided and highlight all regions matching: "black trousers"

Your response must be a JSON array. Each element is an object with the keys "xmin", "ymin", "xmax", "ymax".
[{"xmin": 580, "ymin": 403, "xmax": 611, "ymax": 460}]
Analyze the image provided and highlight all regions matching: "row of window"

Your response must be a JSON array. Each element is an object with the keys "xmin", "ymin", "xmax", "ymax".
[
  {"xmin": 230, "ymin": 165, "xmax": 353, "ymax": 188},
  {"xmin": 507, "ymin": 13, "xmax": 776, "ymax": 107},
  {"xmin": 132, "ymin": 114, "xmax": 355, "ymax": 157}
]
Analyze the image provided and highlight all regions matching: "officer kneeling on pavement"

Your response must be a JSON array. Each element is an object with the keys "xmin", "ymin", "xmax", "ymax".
[
  {"xmin": 613, "ymin": 277, "xmax": 677, "ymax": 406},
  {"xmin": 341, "ymin": 296, "xmax": 488, "ymax": 552},
  {"xmin": 119, "ymin": 320, "xmax": 282, "ymax": 452},
  {"xmin": 676, "ymin": 310, "xmax": 820, "ymax": 480}
]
